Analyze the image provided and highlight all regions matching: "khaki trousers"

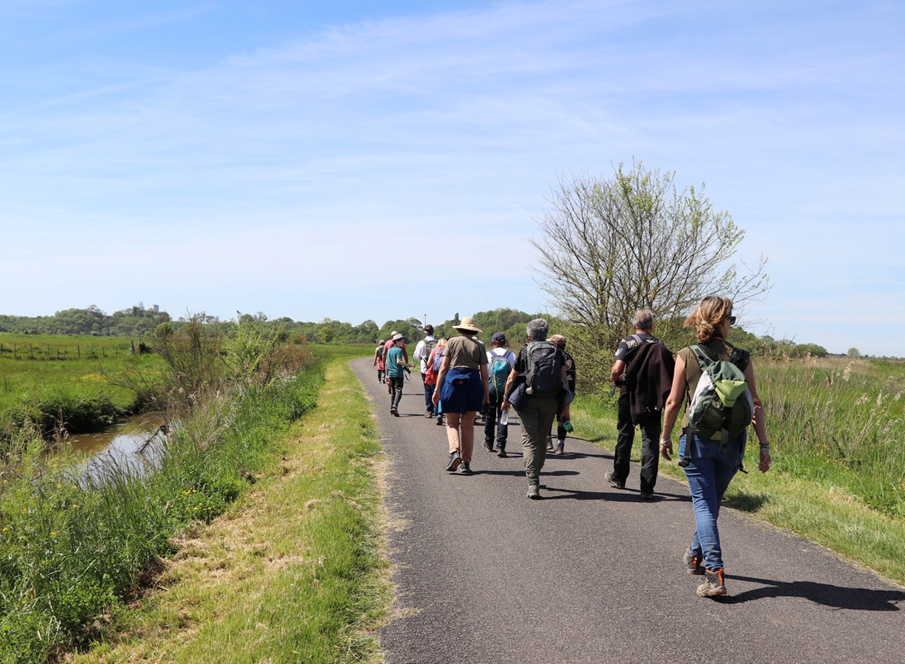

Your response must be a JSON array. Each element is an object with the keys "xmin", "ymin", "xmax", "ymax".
[{"xmin": 520, "ymin": 395, "xmax": 558, "ymax": 486}]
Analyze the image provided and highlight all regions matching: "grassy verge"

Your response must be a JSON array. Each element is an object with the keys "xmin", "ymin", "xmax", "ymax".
[
  {"xmin": 62, "ymin": 353, "xmax": 388, "ymax": 663},
  {"xmin": 569, "ymin": 394, "xmax": 905, "ymax": 586},
  {"xmin": 0, "ymin": 360, "xmax": 322, "ymax": 663}
]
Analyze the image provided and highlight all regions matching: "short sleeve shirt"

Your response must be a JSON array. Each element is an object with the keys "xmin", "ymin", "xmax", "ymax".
[
  {"xmin": 445, "ymin": 335, "xmax": 488, "ymax": 371},
  {"xmin": 486, "ymin": 348, "xmax": 516, "ymax": 369},
  {"xmin": 386, "ymin": 346, "xmax": 405, "ymax": 377}
]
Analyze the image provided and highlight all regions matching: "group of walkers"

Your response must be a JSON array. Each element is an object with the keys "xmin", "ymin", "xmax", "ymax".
[{"xmin": 372, "ymin": 295, "xmax": 772, "ymax": 598}]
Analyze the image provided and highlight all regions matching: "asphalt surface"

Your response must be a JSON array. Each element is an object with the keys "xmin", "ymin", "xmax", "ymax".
[{"xmin": 351, "ymin": 358, "xmax": 905, "ymax": 664}]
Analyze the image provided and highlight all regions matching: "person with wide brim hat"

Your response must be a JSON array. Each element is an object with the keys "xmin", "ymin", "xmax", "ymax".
[
  {"xmin": 386, "ymin": 334, "xmax": 413, "ymax": 417},
  {"xmin": 382, "ymin": 331, "xmax": 409, "ymax": 393},
  {"xmin": 452, "ymin": 317, "xmax": 482, "ymax": 334},
  {"xmin": 432, "ymin": 317, "xmax": 489, "ymax": 475}
]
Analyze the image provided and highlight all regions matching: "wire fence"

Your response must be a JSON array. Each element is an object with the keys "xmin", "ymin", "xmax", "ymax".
[{"xmin": 0, "ymin": 340, "xmax": 143, "ymax": 361}]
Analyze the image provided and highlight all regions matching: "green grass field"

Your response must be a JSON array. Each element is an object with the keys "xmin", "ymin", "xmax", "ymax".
[
  {"xmin": 0, "ymin": 333, "xmax": 138, "ymax": 361},
  {"xmin": 0, "ymin": 334, "xmax": 164, "ymax": 443}
]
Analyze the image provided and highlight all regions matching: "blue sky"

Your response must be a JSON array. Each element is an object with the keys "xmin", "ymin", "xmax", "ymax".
[{"xmin": 1, "ymin": 0, "xmax": 903, "ymax": 355}]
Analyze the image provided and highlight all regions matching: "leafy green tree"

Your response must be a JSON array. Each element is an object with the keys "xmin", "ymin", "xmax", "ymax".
[{"xmin": 533, "ymin": 161, "xmax": 771, "ymax": 391}]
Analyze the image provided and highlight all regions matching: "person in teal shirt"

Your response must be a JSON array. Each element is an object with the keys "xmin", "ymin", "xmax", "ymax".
[{"xmin": 386, "ymin": 334, "xmax": 412, "ymax": 416}]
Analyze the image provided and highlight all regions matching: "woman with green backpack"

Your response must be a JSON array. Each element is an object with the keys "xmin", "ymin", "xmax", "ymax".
[{"xmin": 660, "ymin": 295, "xmax": 772, "ymax": 598}]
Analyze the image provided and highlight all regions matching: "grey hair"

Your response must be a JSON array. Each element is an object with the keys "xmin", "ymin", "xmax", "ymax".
[
  {"xmin": 526, "ymin": 318, "xmax": 549, "ymax": 341},
  {"xmin": 632, "ymin": 309, "xmax": 654, "ymax": 331}
]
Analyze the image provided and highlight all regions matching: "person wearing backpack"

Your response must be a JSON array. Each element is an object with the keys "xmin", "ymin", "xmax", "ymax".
[
  {"xmin": 413, "ymin": 324, "xmax": 438, "ymax": 418},
  {"xmin": 373, "ymin": 339, "xmax": 386, "ymax": 383},
  {"xmin": 501, "ymin": 318, "xmax": 569, "ymax": 499},
  {"xmin": 426, "ymin": 338, "xmax": 447, "ymax": 426},
  {"xmin": 484, "ymin": 332, "xmax": 516, "ymax": 457},
  {"xmin": 606, "ymin": 310, "xmax": 667, "ymax": 499},
  {"xmin": 660, "ymin": 295, "xmax": 772, "ymax": 598}
]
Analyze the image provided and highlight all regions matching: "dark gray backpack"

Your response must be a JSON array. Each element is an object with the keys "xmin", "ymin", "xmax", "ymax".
[{"xmin": 525, "ymin": 341, "xmax": 562, "ymax": 397}]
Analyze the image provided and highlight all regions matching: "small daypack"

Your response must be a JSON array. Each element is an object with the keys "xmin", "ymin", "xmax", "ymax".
[
  {"xmin": 525, "ymin": 341, "xmax": 562, "ymax": 397},
  {"xmin": 680, "ymin": 343, "xmax": 753, "ymax": 467},
  {"xmin": 421, "ymin": 338, "xmax": 437, "ymax": 364},
  {"xmin": 489, "ymin": 349, "xmax": 513, "ymax": 395},
  {"xmin": 432, "ymin": 347, "xmax": 445, "ymax": 373}
]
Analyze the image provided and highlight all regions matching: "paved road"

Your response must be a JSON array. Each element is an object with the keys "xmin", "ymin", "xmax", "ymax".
[{"xmin": 351, "ymin": 359, "xmax": 905, "ymax": 664}]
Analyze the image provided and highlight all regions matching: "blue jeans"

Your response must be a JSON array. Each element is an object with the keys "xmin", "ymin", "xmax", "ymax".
[
  {"xmin": 680, "ymin": 431, "xmax": 746, "ymax": 571},
  {"xmin": 421, "ymin": 373, "xmax": 435, "ymax": 414}
]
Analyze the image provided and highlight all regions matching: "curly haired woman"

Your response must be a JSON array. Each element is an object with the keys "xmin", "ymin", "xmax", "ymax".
[{"xmin": 661, "ymin": 295, "xmax": 772, "ymax": 597}]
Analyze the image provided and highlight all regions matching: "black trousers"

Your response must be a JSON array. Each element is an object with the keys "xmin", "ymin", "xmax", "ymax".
[
  {"xmin": 613, "ymin": 393, "xmax": 661, "ymax": 492},
  {"xmin": 483, "ymin": 391, "xmax": 509, "ymax": 449},
  {"xmin": 389, "ymin": 376, "xmax": 404, "ymax": 411}
]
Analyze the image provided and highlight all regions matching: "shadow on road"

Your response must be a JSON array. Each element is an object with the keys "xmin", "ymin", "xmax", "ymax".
[
  {"xmin": 540, "ymin": 487, "xmax": 610, "ymax": 501},
  {"xmin": 464, "ymin": 469, "xmax": 526, "ymax": 479},
  {"xmin": 724, "ymin": 576, "xmax": 905, "ymax": 611},
  {"xmin": 552, "ymin": 450, "xmax": 613, "ymax": 460},
  {"xmin": 540, "ymin": 486, "xmax": 693, "ymax": 503}
]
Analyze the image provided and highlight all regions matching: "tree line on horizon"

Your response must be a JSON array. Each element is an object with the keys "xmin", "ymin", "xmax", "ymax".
[{"xmin": 0, "ymin": 303, "xmax": 846, "ymax": 361}]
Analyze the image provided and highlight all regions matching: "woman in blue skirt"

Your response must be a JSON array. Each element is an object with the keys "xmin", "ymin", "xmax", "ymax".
[{"xmin": 432, "ymin": 317, "xmax": 489, "ymax": 474}]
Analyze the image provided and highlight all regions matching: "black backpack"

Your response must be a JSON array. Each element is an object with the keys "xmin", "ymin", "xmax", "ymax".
[{"xmin": 525, "ymin": 341, "xmax": 562, "ymax": 397}]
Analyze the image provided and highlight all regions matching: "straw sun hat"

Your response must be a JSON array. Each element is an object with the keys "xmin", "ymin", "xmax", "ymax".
[{"xmin": 453, "ymin": 316, "xmax": 482, "ymax": 333}]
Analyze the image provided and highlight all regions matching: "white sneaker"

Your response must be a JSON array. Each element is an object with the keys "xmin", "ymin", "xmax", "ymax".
[{"xmin": 526, "ymin": 485, "xmax": 541, "ymax": 499}]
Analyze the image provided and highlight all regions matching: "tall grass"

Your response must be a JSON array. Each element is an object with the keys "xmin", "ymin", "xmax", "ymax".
[
  {"xmin": 65, "ymin": 353, "xmax": 387, "ymax": 664},
  {"xmin": 0, "ymin": 325, "xmax": 321, "ymax": 663},
  {"xmin": 756, "ymin": 357, "xmax": 905, "ymax": 517}
]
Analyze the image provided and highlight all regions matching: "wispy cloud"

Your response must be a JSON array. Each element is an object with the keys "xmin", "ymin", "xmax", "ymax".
[{"xmin": 1, "ymin": 0, "xmax": 903, "ymax": 352}]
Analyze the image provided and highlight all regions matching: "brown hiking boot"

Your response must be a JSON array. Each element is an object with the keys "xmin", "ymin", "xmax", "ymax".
[
  {"xmin": 696, "ymin": 568, "xmax": 727, "ymax": 597},
  {"xmin": 683, "ymin": 549, "xmax": 704, "ymax": 575}
]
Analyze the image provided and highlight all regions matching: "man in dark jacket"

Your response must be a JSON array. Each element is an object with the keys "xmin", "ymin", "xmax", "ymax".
[{"xmin": 606, "ymin": 310, "xmax": 672, "ymax": 500}]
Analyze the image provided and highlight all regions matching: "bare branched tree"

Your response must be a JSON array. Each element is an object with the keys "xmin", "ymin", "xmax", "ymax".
[{"xmin": 532, "ymin": 161, "xmax": 770, "ymax": 391}]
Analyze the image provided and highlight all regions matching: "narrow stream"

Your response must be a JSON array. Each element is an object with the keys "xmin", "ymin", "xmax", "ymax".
[
  {"xmin": 68, "ymin": 413, "xmax": 166, "ymax": 456},
  {"xmin": 66, "ymin": 413, "xmax": 167, "ymax": 479}
]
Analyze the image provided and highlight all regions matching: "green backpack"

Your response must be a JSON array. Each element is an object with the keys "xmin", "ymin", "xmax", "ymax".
[{"xmin": 680, "ymin": 343, "xmax": 753, "ymax": 467}]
